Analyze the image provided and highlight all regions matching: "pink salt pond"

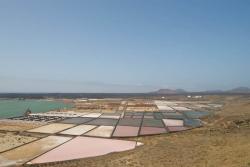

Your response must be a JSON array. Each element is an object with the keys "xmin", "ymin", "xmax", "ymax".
[
  {"xmin": 113, "ymin": 126, "xmax": 140, "ymax": 137},
  {"xmin": 140, "ymin": 127, "xmax": 167, "ymax": 135},
  {"xmin": 28, "ymin": 136, "xmax": 140, "ymax": 164}
]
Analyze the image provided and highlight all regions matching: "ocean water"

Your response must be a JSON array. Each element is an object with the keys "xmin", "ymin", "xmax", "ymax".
[{"xmin": 0, "ymin": 99, "xmax": 73, "ymax": 119}]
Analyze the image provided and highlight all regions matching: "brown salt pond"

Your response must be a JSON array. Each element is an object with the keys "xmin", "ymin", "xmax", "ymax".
[
  {"xmin": 163, "ymin": 119, "xmax": 184, "ymax": 126},
  {"xmin": 59, "ymin": 125, "xmax": 97, "ymax": 136},
  {"xmin": 84, "ymin": 126, "xmax": 115, "ymax": 138},
  {"xmin": 27, "ymin": 123, "xmax": 76, "ymax": 134}
]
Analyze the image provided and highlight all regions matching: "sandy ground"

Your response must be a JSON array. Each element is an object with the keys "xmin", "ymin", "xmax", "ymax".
[
  {"xmin": 25, "ymin": 95, "xmax": 250, "ymax": 167},
  {"xmin": 0, "ymin": 132, "xmax": 37, "ymax": 152},
  {"xmin": 0, "ymin": 120, "xmax": 46, "ymax": 131}
]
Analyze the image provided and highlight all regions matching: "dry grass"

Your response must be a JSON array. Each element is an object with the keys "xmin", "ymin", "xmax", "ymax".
[
  {"xmin": 0, "ymin": 120, "xmax": 45, "ymax": 131},
  {"xmin": 0, "ymin": 132, "xmax": 37, "ymax": 152}
]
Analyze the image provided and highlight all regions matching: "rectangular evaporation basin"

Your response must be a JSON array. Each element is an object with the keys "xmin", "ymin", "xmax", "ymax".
[
  {"xmin": 132, "ymin": 115, "xmax": 143, "ymax": 119},
  {"xmin": 84, "ymin": 126, "xmax": 114, "ymax": 138},
  {"xmin": 144, "ymin": 112, "xmax": 154, "ymax": 116},
  {"xmin": 183, "ymin": 111, "xmax": 210, "ymax": 119},
  {"xmin": 142, "ymin": 119, "xmax": 165, "ymax": 128},
  {"xmin": 81, "ymin": 113, "xmax": 102, "ymax": 118},
  {"xmin": 153, "ymin": 112, "xmax": 164, "ymax": 119},
  {"xmin": 162, "ymin": 112, "xmax": 185, "ymax": 119},
  {"xmin": 123, "ymin": 115, "xmax": 133, "ymax": 118},
  {"xmin": 118, "ymin": 118, "xmax": 142, "ymax": 127},
  {"xmin": 60, "ymin": 125, "xmax": 97, "ymax": 136},
  {"xmin": 86, "ymin": 118, "xmax": 118, "ymax": 126},
  {"xmin": 184, "ymin": 119, "xmax": 202, "ymax": 127},
  {"xmin": 27, "ymin": 123, "xmax": 76, "ymax": 134},
  {"xmin": 160, "ymin": 110, "xmax": 176, "ymax": 113},
  {"xmin": 140, "ymin": 127, "xmax": 166, "ymax": 136},
  {"xmin": 157, "ymin": 105, "xmax": 174, "ymax": 111},
  {"xmin": 143, "ymin": 115, "xmax": 154, "ymax": 119},
  {"xmin": 172, "ymin": 107, "xmax": 191, "ymax": 111},
  {"xmin": 59, "ymin": 117, "xmax": 94, "ymax": 124},
  {"xmin": 123, "ymin": 111, "xmax": 130, "ymax": 114},
  {"xmin": 0, "ymin": 136, "xmax": 71, "ymax": 166},
  {"xmin": 163, "ymin": 119, "xmax": 184, "ymax": 127},
  {"xmin": 28, "ymin": 136, "xmax": 137, "ymax": 165},
  {"xmin": 168, "ymin": 126, "xmax": 190, "ymax": 132},
  {"xmin": 100, "ymin": 113, "xmax": 120, "ymax": 119},
  {"xmin": 133, "ymin": 112, "xmax": 144, "ymax": 116},
  {"xmin": 112, "ymin": 126, "xmax": 139, "ymax": 137},
  {"xmin": 124, "ymin": 112, "xmax": 133, "ymax": 116}
]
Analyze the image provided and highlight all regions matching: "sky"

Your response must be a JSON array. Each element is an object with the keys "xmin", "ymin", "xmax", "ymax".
[{"xmin": 0, "ymin": 0, "xmax": 250, "ymax": 93}]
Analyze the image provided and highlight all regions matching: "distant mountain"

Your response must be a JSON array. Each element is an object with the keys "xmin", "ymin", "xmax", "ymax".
[
  {"xmin": 227, "ymin": 87, "xmax": 250, "ymax": 93},
  {"xmin": 152, "ymin": 89, "xmax": 186, "ymax": 94},
  {"xmin": 151, "ymin": 87, "xmax": 250, "ymax": 95},
  {"xmin": 203, "ymin": 90, "xmax": 224, "ymax": 93}
]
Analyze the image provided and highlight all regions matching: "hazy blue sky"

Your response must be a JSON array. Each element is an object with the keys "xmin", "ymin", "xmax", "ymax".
[{"xmin": 0, "ymin": 0, "xmax": 250, "ymax": 93}]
